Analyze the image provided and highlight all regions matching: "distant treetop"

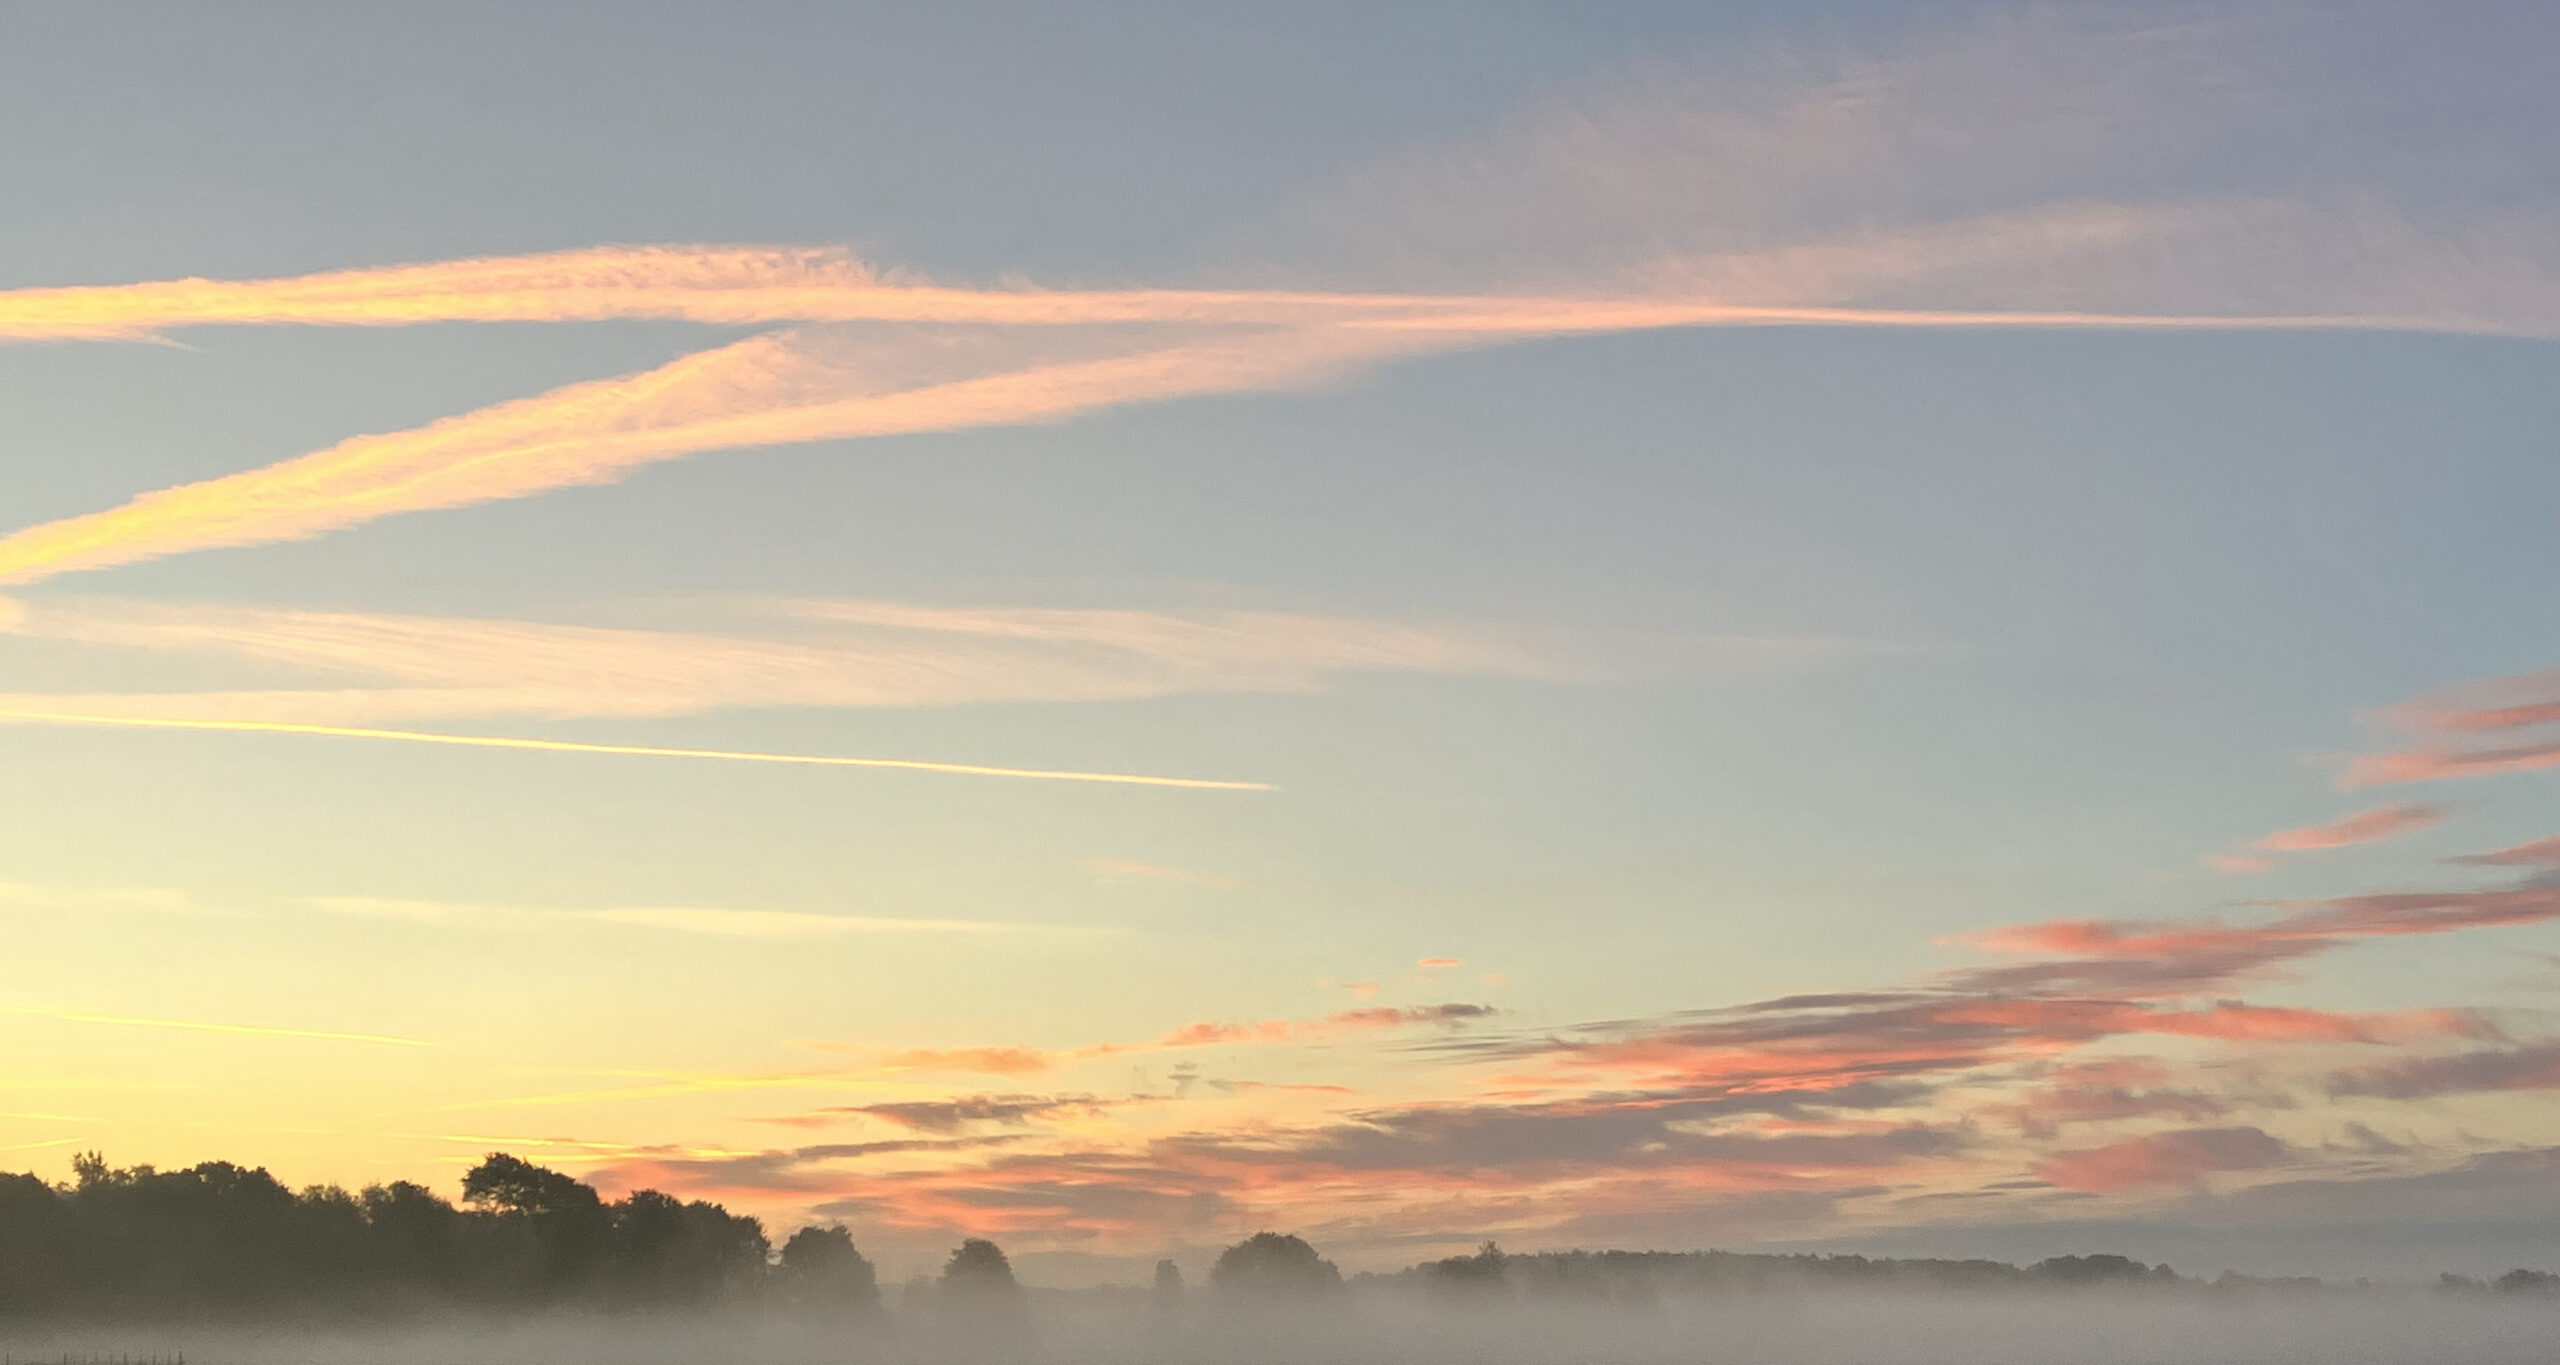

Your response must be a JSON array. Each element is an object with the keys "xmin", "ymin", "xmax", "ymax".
[
  {"xmin": 941, "ymin": 1237, "xmax": 1021, "ymax": 1297},
  {"xmin": 1211, "ymin": 1232, "xmax": 1344, "ymax": 1296}
]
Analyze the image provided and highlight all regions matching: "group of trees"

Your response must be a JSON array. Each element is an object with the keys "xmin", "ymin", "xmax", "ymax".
[
  {"xmin": 12, "ymin": 1151, "xmax": 2560, "ymax": 1322},
  {"xmin": 0, "ymin": 1152, "xmax": 873, "ymax": 1319},
  {"xmin": 1392, "ymin": 1247, "xmax": 2189, "ymax": 1300},
  {"xmin": 0, "ymin": 1150, "xmax": 1363, "ymax": 1325}
]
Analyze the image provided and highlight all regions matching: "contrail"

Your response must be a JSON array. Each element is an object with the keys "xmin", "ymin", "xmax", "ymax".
[
  {"xmin": 0, "ymin": 243, "xmax": 2518, "ymax": 342},
  {"xmin": 0, "ymin": 328, "xmax": 1384, "ymax": 586},
  {"xmin": 0, "ymin": 245, "xmax": 1525, "ymax": 339},
  {"xmin": 0, "ymin": 295, "xmax": 2469, "ymax": 588},
  {"xmin": 5, "ymin": 1005, "xmax": 426, "ymax": 1047},
  {"xmin": 0, "ymin": 708, "xmax": 1276, "ymax": 791}
]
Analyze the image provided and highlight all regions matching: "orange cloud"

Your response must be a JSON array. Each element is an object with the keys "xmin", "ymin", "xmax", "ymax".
[{"xmin": 876, "ymin": 1048, "xmax": 1058, "ymax": 1077}]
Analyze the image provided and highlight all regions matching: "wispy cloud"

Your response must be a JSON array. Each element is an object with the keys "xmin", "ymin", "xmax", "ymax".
[
  {"xmin": 1264, "ymin": 6, "xmax": 2560, "ymax": 329},
  {"xmin": 819, "ymin": 1093, "xmax": 1124, "ymax": 1135},
  {"xmin": 0, "ymin": 591, "xmax": 1674, "ymax": 723},
  {"xmin": 0, "ymin": 589, "xmax": 1781, "ymax": 783},
  {"xmin": 1157, "ymin": 1003, "xmax": 1498, "ymax": 1050},
  {"xmin": 2346, "ymin": 666, "xmax": 2560, "ymax": 786},
  {"xmin": 2251, "ymin": 802, "xmax": 2448, "ymax": 852},
  {"xmin": 2350, "ymin": 742, "xmax": 2560, "ymax": 786}
]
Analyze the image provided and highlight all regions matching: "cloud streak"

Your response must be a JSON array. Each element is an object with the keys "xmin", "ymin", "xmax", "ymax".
[
  {"xmin": 2346, "ymin": 666, "xmax": 2560, "ymax": 787},
  {"xmin": 0, "ymin": 323, "xmax": 1412, "ymax": 586},
  {"xmin": 0, "ymin": 591, "xmax": 1681, "ymax": 725},
  {"xmin": 0, "ymin": 708, "xmax": 1273, "ymax": 789},
  {"xmin": 0, "ymin": 240, "xmax": 2503, "ymax": 345},
  {"xmin": 2252, "ymin": 802, "xmax": 2447, "ymax": 852}
]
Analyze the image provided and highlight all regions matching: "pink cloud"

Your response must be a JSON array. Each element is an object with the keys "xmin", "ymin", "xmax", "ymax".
[
  {"xmin": 2346, "ymin": 742, "xmax": 2560, "ymax": 787},
  {"xmin": 2398, "ymin": 667, "xmax": 2560, "ymax": 735},
  {"xmin": 2343, "ymin": 666, "xmax": 2560, "ymax": 786},
  {"xmin": 2034, "ymin": 1126, "xmax": 2291, "ymax": 1192},
  {"xmin": 2252, "ymin": 802, "xmax": 2446, "ymax": 852}
]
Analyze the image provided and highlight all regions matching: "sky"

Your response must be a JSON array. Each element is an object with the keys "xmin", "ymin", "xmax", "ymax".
[{"xmin": 3, "ymin": 0, "xmax": 2559, "ymax": 1286}]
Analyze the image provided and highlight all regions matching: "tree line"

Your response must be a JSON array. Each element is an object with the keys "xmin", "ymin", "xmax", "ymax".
[
  {"xmin": 7, "ymin": 1151, "xmax": 2556, "ymax": 1321},
  {"xmin": 0, "ymin": 1152, "xmax": 1351, "ymax": 1322},
  {"xmin": 0, "ymin": 1152, "xmax": 860, "ymax": 1319}
]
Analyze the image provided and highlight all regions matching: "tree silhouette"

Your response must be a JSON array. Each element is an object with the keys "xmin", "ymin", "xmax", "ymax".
[
  {"xmin": 1210, "ymin": 1232, "xmax": 1343, "ymax": 1297},
  {"xmin": 460, "ymin": 1153, "xmax": 613, "ymax": 1298},
  {"xmin": 1421, "ymin": 1241, "xmax": 1512, "ymax": 1297},
  {"xmin": 940, "ymin": 1237, "xmax": 1020, "ymax": 1297},
  {"xmin": 778, "ymin": 1224, "xmax": 881, "ymax": 1312},
  {"xmin": 936, "ymin": 1238, "xmax": 1028, "ymax": 1332},
  {"xmin": 608, "ymin": 1188, "xmax": 768, "ymax": 1306},
  {"xmin": 2496, "ymin": 1268, "xmax": 2560, "ymax": 1295}
]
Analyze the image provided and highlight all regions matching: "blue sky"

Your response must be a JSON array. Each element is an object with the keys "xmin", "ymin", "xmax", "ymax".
[{"xmin": 2, "ymin": 1, "xmax": 2558, "ymax": 1284}]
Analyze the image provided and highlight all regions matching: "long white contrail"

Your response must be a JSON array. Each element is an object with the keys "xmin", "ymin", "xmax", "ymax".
[
  {"xmin": 0, "ymin": 243, "xmax": 2511, "ymax": 342},
  {"xmin": 0, "ymin": 708, "xmax": 1275, "ymax": 791},
  {"xmin": 0, "ymin": 327, "xmax": 1388, "ymax": 585},
  {"xmin": 0, "ymin": 229, "xmax": 2526, "ymax": 588}
]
